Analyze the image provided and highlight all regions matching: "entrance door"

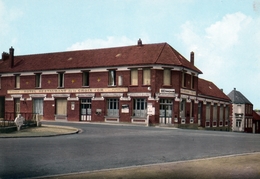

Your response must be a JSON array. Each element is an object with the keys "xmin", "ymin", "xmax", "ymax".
[
  {"xmin": 80, "ymin": 98, "xmax": 91, "ymax": 121},
  {"xmin": 159, "ymin": 99, "xmax": 173, "ymax": 124}
]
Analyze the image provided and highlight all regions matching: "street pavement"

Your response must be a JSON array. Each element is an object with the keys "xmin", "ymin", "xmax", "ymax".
[{"xmin": 0, "ymin": 121, "xmax": 260, "ymax": 179}]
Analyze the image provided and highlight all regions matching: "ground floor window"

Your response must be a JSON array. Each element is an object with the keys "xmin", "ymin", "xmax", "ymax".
[
  {"xmin": 133, "ymin": 98, "xmax": 147, "ymax": 118},
  {"xmin": 236, "ymin": 120, "xmax": 241, "ymax": 127},
  {"xmin": 80, "ymin": 98, "xmax": 91, "ymax": 121},
  {"xmin": 33, "ymin": 98, "xmax": 43, "ymax": 115},
  {"xmin": 55, "ymin": 98, "xmax": 67, "ymax": 116},
  {"xmin": 159, "ymin": 99, "xmax": 173, "ymax": 117},
  {"xmin": 81, "ymin": 98, "xmax": 91, "ymax": 115},
  {"xmin": 107, "ymin": 98, "xmax": 119, "ymax": 117},
  {"xmin": 159, "ymin": 99, "xmax": 173, "ymax": 124}
]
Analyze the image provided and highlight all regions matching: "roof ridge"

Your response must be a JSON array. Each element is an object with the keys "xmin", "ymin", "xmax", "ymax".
[{"xmin": 154, "ymin": 43, "xmax": 167, "ymax": 64}]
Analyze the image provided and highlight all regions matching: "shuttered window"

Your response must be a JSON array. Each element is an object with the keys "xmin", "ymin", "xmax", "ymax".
[
  {"xmin": 15, "ymin": 74, "xmax": 20, "ymax": 88},
  {"xmin": 143, "ymin": 68, "xmax": 150, "ymax": 85},
  {"xmin": 131, "ymin": 69, "xmax": 138, "ymax": 85},
  {"xmin": 56, "ymin": 99, "xmax": 67, "ymax": 115},
  {"xmin": 163, "ymin": 68, "xmax": 171, "ymax": 85}
]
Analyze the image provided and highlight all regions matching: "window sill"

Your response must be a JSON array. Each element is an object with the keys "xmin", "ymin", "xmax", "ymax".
[
  {"xmin": 142, "ymin": 85, "xmax": 151, "ymax": 87},
  {"xmin": 131, "ymin": 116, "xmax": 147, "ymax": 119},
  {"xmin": 108, "ymin": 85, "xmax": 117, "ymax": 87}
]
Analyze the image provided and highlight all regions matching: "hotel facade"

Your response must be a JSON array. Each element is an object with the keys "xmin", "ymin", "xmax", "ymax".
[{"xmin": 0, "ymin": 40, "xmax": 231, "ymax": 130}]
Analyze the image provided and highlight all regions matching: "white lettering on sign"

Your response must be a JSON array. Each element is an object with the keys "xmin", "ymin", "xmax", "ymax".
[
  {"xmin": 160, "ymin": 88, "xmax": 175, "ymax": 93},
  {"xmin": 147, "ymin": 103, "xmax": 155, "ymax": 115},
  {"xmin": 7, "ymin": 88, "xmax": 128, "ymax": 94},
  {"xmin": 180, "ymin": 88, "xmax": 196, "ymax": 96}
]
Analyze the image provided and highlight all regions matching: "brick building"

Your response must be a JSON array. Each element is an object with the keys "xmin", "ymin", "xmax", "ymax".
[{"xmin": 0, "ymin": 40, "xmax": 231, "ymax": 129}]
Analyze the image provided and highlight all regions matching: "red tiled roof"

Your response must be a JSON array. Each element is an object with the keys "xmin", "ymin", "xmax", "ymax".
[
  {"xmin": 198, "ymin": 78, "xmax": 230, "ymax": 101},
  {"xmin": 253, "ymin": 111, "xmax": 260, "ymax": 121},
  {"xmin": 0, "ymin": 43, "xmax": 202, "ymax": 73}
]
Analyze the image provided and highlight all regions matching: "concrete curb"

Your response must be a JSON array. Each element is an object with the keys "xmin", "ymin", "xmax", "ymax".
[{"xmin": 0, "ymin": 124, "xmax": 80, "ymax": 138}]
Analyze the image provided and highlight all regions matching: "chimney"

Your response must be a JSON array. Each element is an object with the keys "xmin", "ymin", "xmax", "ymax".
[
  {"xmin": 1, "ymin": 52, "xmax": 9, "ymax": 61},
  {"xmin": 190, "ymin": 51, "xmax": 194, "ymax": 65},
  {"xmin": 137, "ymin": 38, "xmax": 142, "ymax": 46},
  {"xmin": 9, "ymin": 46, "xmax": 14, "ymax": 68}
]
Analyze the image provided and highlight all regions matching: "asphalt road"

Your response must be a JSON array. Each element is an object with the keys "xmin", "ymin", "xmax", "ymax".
[{"xmin": 1, "ymin": 121, "xmax": 260, "ymax": 179}]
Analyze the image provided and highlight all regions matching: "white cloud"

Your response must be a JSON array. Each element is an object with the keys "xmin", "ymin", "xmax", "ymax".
[
  {"xmin": 67, "ymin": 36, "xmax": 142, "ymax": 51},
  {"xmin": 178, "ymin": 12, "xmax": 260, "ymax": 108},
  {"xmin": 205, "ymin": 12, "xmax": 252, "ymax": 50},
  {"xmin": 0, "ymin": 0, "xmax": 23, "ymax": 48},
  {"xmin": 0, "ymin": 0, "xmax": 8, "ymax": 35}
]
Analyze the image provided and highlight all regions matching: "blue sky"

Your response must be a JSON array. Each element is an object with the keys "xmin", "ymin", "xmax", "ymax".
[{"xmin": 1, "ymin": 0, "xmax": 260, "ymax": 109}]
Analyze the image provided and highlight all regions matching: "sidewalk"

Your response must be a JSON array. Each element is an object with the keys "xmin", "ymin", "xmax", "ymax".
[
  {"xmin": 0, "ymin": 124, "xmax": 79, "ymax": 138},
  {"xmin": 40, "ymin": 152, "xmax": 260, "ymax": 179}
]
